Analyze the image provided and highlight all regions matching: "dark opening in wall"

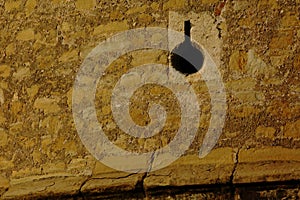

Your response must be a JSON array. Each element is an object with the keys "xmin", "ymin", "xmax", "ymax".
[{"xmin": 170, "ymin": 20, "xmax": 204, "ymax": 75}]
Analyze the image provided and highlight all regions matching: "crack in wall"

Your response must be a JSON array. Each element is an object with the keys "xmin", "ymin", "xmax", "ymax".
[
  {"xmin": 79, "ymin": 173, "xmax": 144, "ymax": 199},
  {"xmin": 230, "ymin": 148, "xmax": 240, "ymax": 199},
  {"xmin": 40, "ymin": 181, "xmax": 56, "ymax": 192},
  {"xmin": 78, "ymin": 177, "xmax": 91, "ymax": 199},
  {"xmin": 139, "ymin": 152, "xmax": 155, "ymax": 199}
]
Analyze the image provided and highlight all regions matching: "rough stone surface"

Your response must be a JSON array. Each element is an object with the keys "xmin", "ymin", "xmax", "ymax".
[
  {"xmin": 3, "ymin": 175, "xmax": 87, "ymax": 199},
  {"xmin": 16, "ymin": 28, "xmax": 35, "ymax": 41},
  {"xmin": 0, "ymin": 0, "xmax": 299, "ymax": 199},
  {"xmin": 144, "ymin": 148, "xmax": 236, "ymax": 189},
  {"xmin": 0, "ymin": 175, "xmax": 9, "ymax": 196},
  {"xmin": 234, "ymin": 147, "xmax": 300, "ymax": 184},
  {"xmin": 284, "ymin": 119, "xmax": 300, "ymax": 138},
  {"xmin": 255, "ymin": 126, "xmax": 276, "ymax": 138},
  {"xmin": 75, "ymin": 0, "xmax": 96, "ymax": 10}
]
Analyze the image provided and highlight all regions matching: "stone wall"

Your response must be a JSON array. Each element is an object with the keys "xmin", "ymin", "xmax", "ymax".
[{"xmin": 0, "ymin": 0, "xmax": 299, "ymax": 199}]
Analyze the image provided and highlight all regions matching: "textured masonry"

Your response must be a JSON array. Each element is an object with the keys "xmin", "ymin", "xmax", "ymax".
[{"xmin": 0, "ymin": 0, "xmax": 299, "ymax": 199}]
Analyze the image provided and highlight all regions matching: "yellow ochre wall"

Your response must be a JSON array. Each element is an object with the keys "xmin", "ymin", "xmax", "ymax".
[{"xmin": 0, "ymin": 0, "xmax": 299, "ymax": 199}]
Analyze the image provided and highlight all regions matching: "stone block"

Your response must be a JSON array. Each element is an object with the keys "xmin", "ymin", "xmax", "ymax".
[
  {"xmin": 75, "ymin": 0, "xmax": 96, "ymax": 10},
  {"xmin": 234, "ymin": 147, "xmax": 300, "ymax": 184},
  {"xmin": 5, "ymin": 0, "xmax": 21, "ymax": 12},
  {"xmin": 13, "ymin": 67, "xmax": 30, "ymax": 80},
  {"xmin": 284, "ymin": 119, "xmax": 300, "ymax": 138},
  {"xmin": 269, "ymin": 31, "xmax": 294, "ymax": 49},
  {"xmin": 227, "ymin": 78, "xmax": 256, "ymax": 92},
  {"xmin": 58, "ymin": 50, "xmax": 79, "ymax": 63},
  {"xmin": 0, "ymin": 175, "xmax": 9, "ymax": 196},
  {"xmin": 33, "ymin": 98, "xmax": 61, "ymax": 114},
  {"xmin": 255, "ymin": 126, "xmax": 276, "ymax": 138},
  {"xmin": 16, "ymin": 28, "xmax": 35, "ymax": 41},
  {"xmin": 93, "ymin": 21, "xmax": 129, "ymax": 36},
  {"xmin": 144, "ymin": 148, "xmax": 236, "ymax": 189},
  {"xmin": 280, "ymin": 12, "xmax": 299, "ymax": 28},
  {"xmin": 81, "ymin": 174, "xmax": 144, "ymax": 195},
  {"xmin": 0, "ymin": 129, "xmax": 8, "ymax": 147},
  {"xmin": 5, "ymin": 43, "xmax": 15, "ymax": 56},
  {"xmin": 0, "ymin": 65, "xmax": 11, "ymax": 78},
  {"xmin": 229, "ymin": 50, "xmax": 247, "ymax": 73},
  {"xmin": 163, "ymin": 0, "xmax": 185, "ymax": 10},
  {"xmin": 3, "ymin": 176, "xmax": 87, "ymax": 199},
  {"xmin": 25, "ymin": 0, "xmax": 37, "ymax": 15}
]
